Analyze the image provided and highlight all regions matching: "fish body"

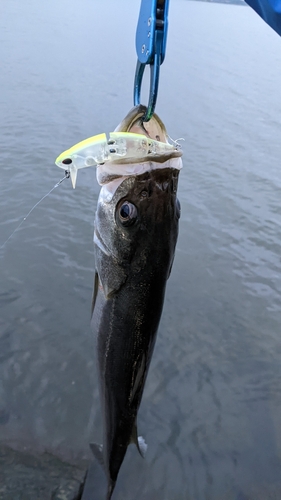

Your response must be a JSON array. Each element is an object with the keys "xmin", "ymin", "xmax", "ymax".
[{"xmin": 90, "ymin": 106, "xmax": 182, "ymax": 499}]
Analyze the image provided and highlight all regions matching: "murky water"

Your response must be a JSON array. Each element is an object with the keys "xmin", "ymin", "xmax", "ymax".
[{"xmin": 1, "ymin": 0, "xmax": 281, "ymax": 498}]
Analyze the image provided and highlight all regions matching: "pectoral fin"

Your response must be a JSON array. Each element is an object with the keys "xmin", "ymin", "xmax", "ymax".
[{"xmin": 129, "ymin": 352, "xmax": 147, "ymax": 404}]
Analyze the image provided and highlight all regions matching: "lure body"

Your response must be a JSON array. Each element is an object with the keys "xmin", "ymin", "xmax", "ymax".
[{"xmin": 55, "ymin": 132, "xmax": 177, "ymax": 188}]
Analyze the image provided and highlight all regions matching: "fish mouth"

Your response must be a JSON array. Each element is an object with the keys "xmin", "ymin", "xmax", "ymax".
[
  {"xmin": 115, "ymin": 105, "xmax": 168, "ymax": 143},
  {"xmin": 114, "ymin": 105, "xmax": 182, "ymax": 159},
  {"xmin": 96, "ymin": 105, "xmax": 183, "ymax": 187}
]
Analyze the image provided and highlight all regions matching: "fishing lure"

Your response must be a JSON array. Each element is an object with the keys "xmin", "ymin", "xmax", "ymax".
[{"xmin": 55, "ymin": 131, "xmax": 178, "ymax": 188}]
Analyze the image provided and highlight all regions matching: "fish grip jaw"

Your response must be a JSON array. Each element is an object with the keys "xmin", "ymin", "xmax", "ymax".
[{"xmin": 134, "ymin": 0, "xmax": 170, "ymax": 122}]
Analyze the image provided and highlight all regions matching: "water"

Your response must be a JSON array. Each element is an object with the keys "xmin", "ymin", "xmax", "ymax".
[{"xmin": 1, "ymin": 0, "xmax": 281, "ymax": 498}]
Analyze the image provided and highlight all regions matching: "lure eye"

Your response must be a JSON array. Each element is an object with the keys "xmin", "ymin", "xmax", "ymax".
[
  {"xmin": 118, "ymin": 201, "xmax": 137, "ymax": 226},
  {"xmin": 62, "ymin": 158, "xmax": 72, "ymax": 165}
]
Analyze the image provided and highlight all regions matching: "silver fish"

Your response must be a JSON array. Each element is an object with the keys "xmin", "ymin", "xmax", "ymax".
[{"xmin": 90, "ymin": 105, "xmax": 183, "ymax": 499}]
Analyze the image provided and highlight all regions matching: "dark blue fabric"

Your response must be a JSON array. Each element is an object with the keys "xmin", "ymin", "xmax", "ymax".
[{"xmin": 245, "ymin": 0, "xmax": 281, "ymax": 36}]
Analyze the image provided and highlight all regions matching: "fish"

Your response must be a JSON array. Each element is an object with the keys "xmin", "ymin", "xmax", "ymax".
[{"xmin": 90, "ymin": 105, "xmax": 183, "ymax": 499}]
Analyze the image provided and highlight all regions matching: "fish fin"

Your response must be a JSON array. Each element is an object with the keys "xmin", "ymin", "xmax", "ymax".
[
  {"xmin": 129, "ymin": 352, "xmax": 147, "ymax": 404},
  {"xmin": 130, "ymin": 422, "xmax": 147, "ymax": 458},
  {"xmin": 106, "ymin": 478, "xmax": 116, "ymax": 500},
  {"xmin": 167, "ymin": 254, "xmax": 176, "ymax": 280},
  {"xmin": 89, "ymin": 443, "xmax": 104, "ymax": 469},
  {"xmin": 91, "ymin": 272, "xmax": 99, "ymax": 315},
  {"xmin": 138, "ymin": 435, "xmax": 148, "ymax": 457},
  {"xmin": 90, "ymin": 444, "xmax": 116, "ymax": 500}
]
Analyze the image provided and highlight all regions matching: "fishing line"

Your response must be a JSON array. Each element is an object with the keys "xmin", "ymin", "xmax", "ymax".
[
  {"xmin": 0, "ymin": 171, "xmax": 70, "ymax": 251},
  {"xmin": 167, "ymin": 135, "xmax": 185, "ymax": 148}
]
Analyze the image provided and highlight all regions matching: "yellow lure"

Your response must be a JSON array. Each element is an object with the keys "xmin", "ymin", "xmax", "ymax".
[{"xmin": 55, "ymin": 132, "xmax": 176, "ymax": 188}]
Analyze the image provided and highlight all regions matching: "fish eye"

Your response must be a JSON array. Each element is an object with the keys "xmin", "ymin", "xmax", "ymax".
[
  {"xmin": 118, "ymin": 201, "xmax": 138, "ymax": 227},
  {"xmin": 62, "ymin": 158, "xmax": 72, "ymax": 165},
  {"xmin": 140, "ymin": 190, "xmax": 148, "ymax": 198}
]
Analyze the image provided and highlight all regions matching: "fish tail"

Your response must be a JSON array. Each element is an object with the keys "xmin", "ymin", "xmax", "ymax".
[{"xmin": 106, "ymin": 478, "xmax": 116, "ymax": 500}]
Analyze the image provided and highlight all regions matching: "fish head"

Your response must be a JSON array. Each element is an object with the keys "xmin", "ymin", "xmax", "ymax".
[{"xmin": 93, "ymin": 106, "xmax": 183, "ymax": 299}]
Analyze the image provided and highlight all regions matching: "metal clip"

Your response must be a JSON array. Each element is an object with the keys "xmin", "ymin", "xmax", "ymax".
[{"xmin": 134, "ymin": 0, "xmax": 169, "ymax": 122}]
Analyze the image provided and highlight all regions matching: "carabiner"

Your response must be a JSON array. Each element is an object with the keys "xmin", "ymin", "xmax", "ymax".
[{"xmin": 134, "ymin": 0, "xmax": 169, "ymax": 122}]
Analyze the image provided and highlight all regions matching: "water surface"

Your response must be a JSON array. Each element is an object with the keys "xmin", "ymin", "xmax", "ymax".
[{"xmin": 1, "ymin": 1, "xmax": 281, "ymax": 499}]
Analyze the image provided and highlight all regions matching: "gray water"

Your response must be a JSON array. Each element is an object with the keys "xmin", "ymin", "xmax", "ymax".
[{"xmin": 1, "ymin": 0, "xmax": 281, "ymax": 498}]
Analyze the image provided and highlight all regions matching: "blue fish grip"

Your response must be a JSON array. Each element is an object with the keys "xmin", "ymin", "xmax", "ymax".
[{"xmin": 134, "ymin": 0, "xmax": 169, "ymax": 122}]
